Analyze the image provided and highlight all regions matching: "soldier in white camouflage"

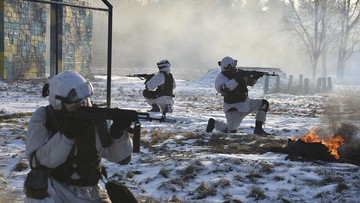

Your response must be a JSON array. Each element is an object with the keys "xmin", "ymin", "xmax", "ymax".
[
  {"xmin": 24, "ymin": 70, "xmax": 134, "ymax": 203},
  {"xmin": 142, "ymin": 60, "xmax": 176, "ymax": 114},
  {"xmin": 206, "ymin": 56, "xmax": 271, "ymax": 136}
]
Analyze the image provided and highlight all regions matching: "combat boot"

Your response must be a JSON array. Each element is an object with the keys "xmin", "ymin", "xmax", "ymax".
[
  {"xmin": 206, "ymin": 118, "xmax": 215, "ymax": 133},
  {"xmin": 164, "ymin": 105, "xmax": 173, "ymax": 113},
  {"xmin": 254, "ymin": 120, "xmax": 271, "ymax": 136}
]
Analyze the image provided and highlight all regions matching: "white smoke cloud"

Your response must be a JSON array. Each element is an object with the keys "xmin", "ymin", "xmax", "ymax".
[{"xmin": 108, "ymin": 0, "xmax": 321, "ymax": 79}]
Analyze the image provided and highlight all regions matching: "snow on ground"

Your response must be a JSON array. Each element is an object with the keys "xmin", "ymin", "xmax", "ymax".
[{"xmin": 0, "ymin": 69, "xmax": 360, "ymax": 203}]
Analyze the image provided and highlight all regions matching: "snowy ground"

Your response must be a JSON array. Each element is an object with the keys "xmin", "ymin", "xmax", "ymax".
[{"xmin": 0, "ymin": 69, "xmax": 360, "ymax": 203}]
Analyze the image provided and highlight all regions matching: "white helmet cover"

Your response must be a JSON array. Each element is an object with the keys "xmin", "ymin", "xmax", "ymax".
[
  {"xmin": 219, "ymin": 56, "xmax": 237, "ymax": 71},
  {"xmin": 48, "ymin": 70, "xmax": 94, "ymax": 110},
  {"xmin": 157, "ymin": 60, "xmax": 171, "ymax": 70}
]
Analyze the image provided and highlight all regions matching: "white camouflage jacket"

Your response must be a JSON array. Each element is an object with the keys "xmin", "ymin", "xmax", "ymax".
[
  {"xmin": 215, "ymin": 72, "xmax": 258, "ymax": 113},
  {"xmin": 145, "ymin": 67, "xmax": 176, "ymax": 91},
  {"xmin": 26, "ymin": 106, "xmax": 133, "ymax": 169}
]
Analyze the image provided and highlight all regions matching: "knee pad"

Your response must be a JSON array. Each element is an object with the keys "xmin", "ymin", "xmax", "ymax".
[{"xmin": 259, "ymin": 99, "xmax": 269, "ymax": 112}]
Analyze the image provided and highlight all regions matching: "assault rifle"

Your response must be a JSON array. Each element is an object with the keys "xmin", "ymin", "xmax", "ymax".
[
  {"xmin": 54, "ymin": 106, "xmax": 170, "ymax": 153},
  {"xmin": 126, "ymin": 74, "xmax": 154, "ymax": 80},
  {"xmin": 236, "ymin": 69, "xmax": 279, "ymax": 77}
]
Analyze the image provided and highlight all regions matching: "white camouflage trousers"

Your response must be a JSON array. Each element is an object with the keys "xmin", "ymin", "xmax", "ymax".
[
  {"xmin": 24, "ymin": 177, "xmax": 110, "ymax": 203},
  {"xmin": 214, "ymin": 99, "xmax": 266, "ymax": 133},
  {"xmin": 145, "ymin": 96, "xmax": 174, "ymax": 112}
]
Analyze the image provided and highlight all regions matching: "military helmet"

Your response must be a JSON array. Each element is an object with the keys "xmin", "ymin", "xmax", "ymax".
[
  {"xmin": 157, "ymin": 60, "xmax": 171, "ymax": 70},
  {"xmin": 48, "ymin": 70, "xmax": 94, "ymax": 110},
  {"xmin": 218, "ymin": 56, "xmax": 237, "ymax": 71}
]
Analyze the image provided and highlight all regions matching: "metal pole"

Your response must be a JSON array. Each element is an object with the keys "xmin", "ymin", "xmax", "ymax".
[{"xmin": 102, "ymin": 0, "xmax": 113, "ymax": 108}]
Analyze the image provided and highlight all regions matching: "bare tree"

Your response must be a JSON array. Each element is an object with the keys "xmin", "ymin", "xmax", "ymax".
[
  {"xmin": 285, "ymin": 0, "xmax": 332, "ymax": 80},
  {"xmin": 335, "ymin": 0, "xmax": 360, "ymax": 80}
]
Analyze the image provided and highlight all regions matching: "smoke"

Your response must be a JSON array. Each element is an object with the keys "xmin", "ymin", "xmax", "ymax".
[
  {"xmin": 109, "ymin": 0, "xmax": 306, "ymax": 79},
  {"xmin": 321, "ymin": 88, "xmax": 360, "ymax": 142}
]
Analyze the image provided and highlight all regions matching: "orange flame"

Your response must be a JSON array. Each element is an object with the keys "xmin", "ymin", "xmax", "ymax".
[{"xmin": 297, "ymin": 128, "xmax": 345, "ymax": 159}]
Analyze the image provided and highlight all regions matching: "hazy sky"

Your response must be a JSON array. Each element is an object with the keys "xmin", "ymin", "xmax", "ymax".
[
  {"xmin": 105, "ymin": 0, "xmax": 354, "ymax": 80},
  {"xmin": 107, "ymin": 1, "xmax": 301, "ymax": 76}
]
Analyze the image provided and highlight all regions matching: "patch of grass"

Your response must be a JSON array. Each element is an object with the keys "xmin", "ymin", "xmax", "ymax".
[
  {"xmin": 166, "ymin": 195, "xmax": 184, "ymax": 203},
  {"xmin": 320, "ymin": 175, "xmax": 349, "ymax": 192},
  {"xmin": 336, "ymin": 182, "xmax": 349, "ymax": 192},
  {"xmin": 159, "ymin": 168, "xmax": 169, "ymax": 178},
  {"xmin": 218, "ymin": 177, "xmax": 231, "ymax": 188},
  {"xmin": 234, "ymin": 174, "xmax": 243, "ymax": 182},
  {"xmin": 182, "ymin": 131, "xmax": 198, "ymax": 139},
  {"xmin": 195, "ymin": 181, "xmax": 217, "ymax": 199},
  {"xmin": 15, "ymin": 134, "xmax": 26, "ymax": 140},
  {"xmin": 13, "ymin": 161, "xmax": 28, "ymax": 171},
  {"xmin": 180, "ymin": 165, "xmax": 195, "ymax": 175},
  {"xmin": 160, "ymin": 178, "xmax": 187, "ymax": 190},
  {"xmin": 259, "ymin": 162, "xmax": 274, "ymax": 174},
  {"xmin": 126, "ymin": 170, "xmax": 142, "ymax": 179},
  {"xmin": 136, "ymin": 196, "xmax": 160, "ymax": 203},
  {"xmin": 274, "ymin": 175, "xmax": 285, "ymax": 181},
  {"xmin": 245, "ymin": 172, "xmax": 262, "ymax": 181},
  {"xmin": 142, "ymin": 129, "xmax": 174, "ymax": 148},
  {"xmin": 203, "ymin": 134, "xmax": 288, "ymax": 155},
  {"xmin": 0, "ymin": 113, "xmax": 32, "ymax": 121},
  {"xmin": 247, "ymin": 186, "xmax": 266, "ymax": 200},
  {"xmin": 322, "ymin": 176, "xmax": 345, "ymax": 185},
  {"xmin": 111, "ymin": 173, "xmax": 124, "ymax": 182}
]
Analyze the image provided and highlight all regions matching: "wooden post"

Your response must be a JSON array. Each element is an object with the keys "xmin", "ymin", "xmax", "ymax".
[
  {"xmin": 275, "ymin": 76, "xmax": 280, "ymax": 93},
  {"xmin": 264, "ymin": 75, "xmax": 269, "ymax": 94},
  {"xmin": 322, "ymin": 77, "xmax": 327, "ymax": 92},
  {"xmin": 288, "ymin": 75, "xmax": 293, "ymax": 90},
  {"xmin": 316, "ymin": 78, "xmax": 322, "ymax": 92},
  {"xmin": 304, "ymin": 78, "xmax": 309, "ymax": 94},
  {"xmin": 299, "ymin": 74, "xmax": 303, "ymax": 87},
  {"xmin": 327, "ymin": 77, "xmax": 332, "ymax": 91}
]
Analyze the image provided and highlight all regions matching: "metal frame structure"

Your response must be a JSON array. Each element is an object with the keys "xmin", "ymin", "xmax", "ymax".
[{"xmin": 25, "ymin": 0, "xmax": 113, "ymax": 108}]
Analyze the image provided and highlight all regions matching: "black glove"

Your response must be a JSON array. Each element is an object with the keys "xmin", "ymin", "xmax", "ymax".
[{"xmin": 110, "ymin": 115, "xmax": 133, "ymax": 138}]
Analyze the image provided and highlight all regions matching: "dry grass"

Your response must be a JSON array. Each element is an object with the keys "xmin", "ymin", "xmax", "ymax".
[
  {"xmin": 195, "ymin": 182, "xmax": 217, "ymax": 199},
  {"xmin": 196, "ymin": 134, "xmax": 288, "ymax": 155},
  {"xmin": 248, "ymin": 186, "xmax": 266, "ymax": 200}
]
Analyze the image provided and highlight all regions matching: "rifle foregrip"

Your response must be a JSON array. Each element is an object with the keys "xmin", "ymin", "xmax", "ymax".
[{"xmin": 133, "ymin": 122, "xmax": 141, "ymax": 153}]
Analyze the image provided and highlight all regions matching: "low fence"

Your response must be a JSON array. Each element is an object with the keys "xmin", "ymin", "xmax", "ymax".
[{"xmin": 263, "ymin": 74, "xmax": 333, "ymax": 95}]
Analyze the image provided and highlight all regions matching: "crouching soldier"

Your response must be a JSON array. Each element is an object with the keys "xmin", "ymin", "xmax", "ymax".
[
  {"xmin": 142, "ymin": 60, "xmax": 176, "ymax": 113},
  {"xmin": 24, "ymin": 70, "xmax": 136, "ymax": 203}
]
